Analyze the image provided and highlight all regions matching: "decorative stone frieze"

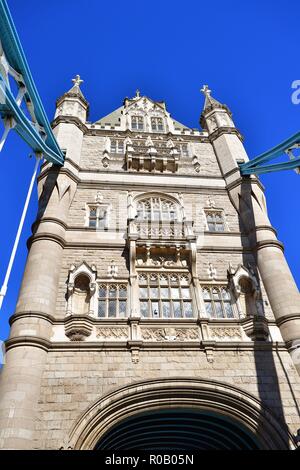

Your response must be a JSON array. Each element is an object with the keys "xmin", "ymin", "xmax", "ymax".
[{"xmin": 96, "ymin": 327, "xmax": 128, "ymax": 340}]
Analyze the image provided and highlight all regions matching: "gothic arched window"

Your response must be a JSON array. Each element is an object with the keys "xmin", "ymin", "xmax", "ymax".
[
  {"xmin": 98, "ymin": 284, "xmax": 128, "ymax": 318},
  {"xmin": 136, "ymin": 196, "xmax": 180, "ymax": 222},
  {"xmin": 202, "ymin": 286, "xmax": 235, "ymax": 318}
]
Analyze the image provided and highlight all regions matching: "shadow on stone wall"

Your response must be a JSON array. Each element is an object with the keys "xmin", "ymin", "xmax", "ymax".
[{"xmin": 238, "ymin": 178, "xmax": 291, "ymax": 448}]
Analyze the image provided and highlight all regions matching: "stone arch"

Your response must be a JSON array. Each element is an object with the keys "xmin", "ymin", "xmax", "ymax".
[
  {"xmin": 66, "ymin": 378, "xmax": 295, "ymax": 450},
  {"xmin": 133, "ymin": 192, "xmax": 184, "ymax": 221}
]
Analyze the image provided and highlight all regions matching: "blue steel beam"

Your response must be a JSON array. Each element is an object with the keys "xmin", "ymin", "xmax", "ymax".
[
  {"xmin": 240, "ymin": 130, "xmax": 300, "ymax": 176},
  {"xmin": 0, "ymin": 0, "xmax": 64, "ymax": 165}
]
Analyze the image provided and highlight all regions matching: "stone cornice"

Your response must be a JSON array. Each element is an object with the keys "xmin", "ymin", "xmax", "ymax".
[
  {"xmin": 9, "ymin": 311, "xmax": 56, "ymax": 326},
  {"xmin": 27, "ymin": 232, "xmax": 66, "ymax": 249},
  {"xmin": 37, "ymin": 166, "xmax": 79, "ymax": 185},
  {"xmin": 51, "ymin": 115, "xmax": 88, "ymax": 133},
  {"xmin": 31, "ymin": 217, "xmax": 68, "ymax": 233},
  {"xmin": 225, "ymin": 175, "xmax": 265, "ymax": 193},
  {"xmin": 256, "ymin": 239, "xmax": 284, "ymax": 252},
  {"xmin": 209, "ymin": 127, "xmax": 244, "ymax": 143},
  {"xmin": 4, "ymin": 334, "xmax": 287, "ymax": 353},
  {"xmin": 56, "ymin": 92, "xmax": 89, "ymax": 109},
  {"xmin": 276, "ymin": 314, "xmax": 300, "ymax": 328}
]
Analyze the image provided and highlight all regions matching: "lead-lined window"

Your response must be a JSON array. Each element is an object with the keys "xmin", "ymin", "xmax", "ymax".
[
  {"xmin": 151, "ymin": 117, "xmax": 164, "ymax": 132},
  {"xmin": 139, "ymin": 273, "xmax": 194, "ymax": 319},
  {"xmin": 98, "ymin": 284, "xmax": 128, "ymax": 318},
  {"xmin": 110, "ymin": 139, "xmax": 124, "ymax": 153},
  {"xmin": 202, "ymin": 286, "xmax": 234, "ymax": 318},
  {"xmin": 88, "ymin": 206, "xmax": 108, "ymax": 229},
  {"xmin": 131, "ymin": 115, "xmax": 144, "ymax": 131},
  {"xmin": 136, "ymin": 197, "xmax": 179, "ymax": 222},
  {"xmin": 181, "ymin": 144, "xmax": 189, "ymax": 156},
  {"xmin": 206, "ymin": 211, "xmax": 225, "ymax": 232}
]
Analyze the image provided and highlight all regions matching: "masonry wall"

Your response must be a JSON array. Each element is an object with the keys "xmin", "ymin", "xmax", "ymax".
[{"xmin": 35, "ymin": 348, "xmax": 300, "ymax": 449}]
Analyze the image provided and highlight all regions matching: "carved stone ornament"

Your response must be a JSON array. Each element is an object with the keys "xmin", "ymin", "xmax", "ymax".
[
  {"xmin": 141, "ymin": 327, "xmax": 199, "ymax": 342},
  {"xmin": 209, "ymin": 327, "xmax": 243, "ymax": 341},
  {"xmin": 65, "ymin": 316, "xmax": 93, "ymax": 341},
  {"xmin": 96, "ymin": 327, "xmax": 128, "ymax": 340}
]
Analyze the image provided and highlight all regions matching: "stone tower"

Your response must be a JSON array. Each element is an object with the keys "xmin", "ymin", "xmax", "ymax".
[{"xmin": 0, "ymin": 80, "xmax": 300, "ymax": 450}]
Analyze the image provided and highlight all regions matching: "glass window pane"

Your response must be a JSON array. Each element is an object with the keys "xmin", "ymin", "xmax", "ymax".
[
  {"xmin": 99, "ymin": 286, "xmax": 106, "ymax": 298},
  {"xmin": 215, "ymin": 301, "xmax": 224, "ymax": 318},
  {"xmin": 150, "ymin": 287, "xmax": 159, "ymax": 298},
  {"xmin": 161, "ymin": 288, "xmax": 169, "ymax": 299},
  {"xmin": 119, "ymin": 300, "xmax": 127, "ymax": 318},
  {"xmin": 224, "ymin": 301, "xmax": 234, "ymax": 318},
  {"xmin": 221, "ymin": 288, "xmax": 231, "ymax": 300},
  {"xmin": 89, "ymin": 219, "xmax": 97, "ymax": 228},
  {"xmin": 119, "ymin": 286, "xmax": 127, "ymax": 298},
  {"xmin": 98, "ymin": 300, "xmax": 106, "ymax": 317},
  {"xmin": 151, "ymin": 302, "xmax": 159, "ymax": 318},
  {"xmin": 160, "ymin": 275, "xmax": 168, "ymax": 285},
  {"xmin": 208, "ymin": 223, "xmax": 215, "ymax": 231},
  {"xmin": 140, "ymin": 301, "xmax": 149, "ymax": 318},
  {"xmin": 205, "ymin": 301, "xmax": 213, "ymax": 317},
  {"xmin": 173, "ymin": 301, "xmax": 182, "ymax": 318},
  {"xmin": 171, "ymin": 288, "xmax": 180, "ymax": 299},
  {"xmin": 181, "ymin": 287, "xmax": 191, "ymax": 299},
  {"xmin": 109, "ymin": 286, "xmax": 117, "ymax": 298},
  {"xmin": 212, "ymin": 289, "xmax": 220, "ymax": 300},
  {"xmin": 139, "ymin": 287, "xmax": 148, "ymax": 299},
  {"xmin": 183, "ymin": 301, "xmax": 193, "ymax": 318},
  {"xmin": 162, "ymin": 302, "xmax": 171, "ymax": 318},
  {"xmin": 202, "ymin": 289, "xmax": 211, "ymax": 300},
  {"xmin": 153, "ymin": 210, "xmax": 160, "ymax": 221},
  {"xmin": 108, "ymin": 300, "xmax": 116, "ymax": 317},
  {"xmin": 216, "ymin": 223, "xmax": 224, "ymax": 232}
]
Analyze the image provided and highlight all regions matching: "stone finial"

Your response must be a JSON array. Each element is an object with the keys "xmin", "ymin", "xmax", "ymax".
[
  {"xmin": 72, "ymin": 74, "xmax": 84, "ymax": 87},
  {"xmin": 135, "ymin": 89, "xmax": 141, "ymax": 98},
  {"xmin": 201, "ymin": 84, "xmax": 211, "ymax": 98}
]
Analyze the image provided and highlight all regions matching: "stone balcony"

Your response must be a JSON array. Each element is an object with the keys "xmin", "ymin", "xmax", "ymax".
[
  {"xmin": 125, "ymin": 146, "xmax": 179, "ymax": 172},
  {"xmin": 127, "ymin": 219, "xmax": 195, "ymax": 243}
]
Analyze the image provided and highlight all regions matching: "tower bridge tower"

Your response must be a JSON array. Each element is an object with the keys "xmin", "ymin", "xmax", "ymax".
[{"xmin": 0, "ymin": 82, "xmax": 299, "ymax": 450}]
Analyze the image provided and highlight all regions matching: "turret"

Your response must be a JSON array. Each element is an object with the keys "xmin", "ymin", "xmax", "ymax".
[
  {"xmin": 52, "ymin": 75, "xmax": 88, "ymax": 166},
  {"xmin": 200, "ymin": 86, "xmax": 300, "ymax": 374}
]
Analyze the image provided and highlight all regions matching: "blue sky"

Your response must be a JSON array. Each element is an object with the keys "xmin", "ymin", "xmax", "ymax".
[{"xmin": 0, "ymin": 0, "xmax": 300, "ymax": 340}]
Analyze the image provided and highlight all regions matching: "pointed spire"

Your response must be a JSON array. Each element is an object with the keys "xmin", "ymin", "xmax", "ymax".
[
  {"xmin": 200, "ymin": 84, "xmax": 224, "ymax": 111},
  {"xmin": 66, "ymin": 74, "xmax": 86, "ymax": 99},
  {"xmin": 55, "ymin": 74, "xmax": 89, "ymax": 122}
]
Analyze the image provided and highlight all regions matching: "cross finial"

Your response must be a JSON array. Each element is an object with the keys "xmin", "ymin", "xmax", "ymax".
[
  {"xmin": 201, "ymin": 84, "xmax": 211, "ymax": 97},
  {"xmin": 72, "ymin": 74, "xmax": 84, "ymax": 87},
  {"xmin": 135, "ymin": 89, "xmax": 140, "ymax": 98}
]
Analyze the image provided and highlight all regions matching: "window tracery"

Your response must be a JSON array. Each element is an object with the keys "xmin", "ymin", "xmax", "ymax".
[{"xmin": 138, "ymin": 272, "xmax": 194, "ymax": 319}]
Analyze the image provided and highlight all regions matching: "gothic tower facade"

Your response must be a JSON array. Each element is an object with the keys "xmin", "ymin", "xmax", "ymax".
[{"xmin": 0, "ymin": 80, "xmax": 300, "ymax": 450}]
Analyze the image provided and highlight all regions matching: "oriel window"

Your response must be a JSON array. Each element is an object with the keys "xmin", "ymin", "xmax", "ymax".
[{"xmin": 139, "ymin": 273, "xmax": 194, "ymax": 319}]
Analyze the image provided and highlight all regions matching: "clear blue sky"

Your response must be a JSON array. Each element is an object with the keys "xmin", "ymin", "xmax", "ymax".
[{"xmin": 0, "ymin": 0, "xmax": 300, "ymax": 340}]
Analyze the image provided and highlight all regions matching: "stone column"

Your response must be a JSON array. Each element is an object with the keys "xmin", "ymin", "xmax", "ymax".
[{"xmin": 0, "ymin": 169, "xmax": 74, "ymax": 449}]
